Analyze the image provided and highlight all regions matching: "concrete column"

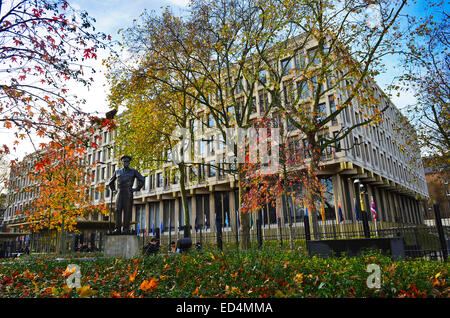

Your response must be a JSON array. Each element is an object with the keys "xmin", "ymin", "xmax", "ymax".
[
  {"xmin": 131, "ymin": 204, "xmax": 136, "ymax": 232},
  {"xmin": 333, "ymin": 174, "xmax": 343, "ymax": 223},
  {"xmin": 174, "ymin": 196, "xmax": 180, "ymax": 239},
  {"xmin": 159, "ymin": 200, "xmax": 164, "ymax": 233},
  {"xmin": 209, "ymin": 192, "xmax": 215, "ymax": 233}
]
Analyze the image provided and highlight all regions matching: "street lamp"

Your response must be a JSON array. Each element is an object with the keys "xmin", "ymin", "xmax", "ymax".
[{"xmin": 354, "ymin": 178, "xmax": 370, "ymax": 238}]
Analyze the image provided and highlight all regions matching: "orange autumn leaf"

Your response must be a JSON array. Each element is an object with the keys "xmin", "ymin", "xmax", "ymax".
[
  {"xmin": 139, "ymin": 278, "xmax": 158, "ymax": 292},
  {"xmin": 129, "ymin": 269, "xmax": 137, "ymax": 283}
]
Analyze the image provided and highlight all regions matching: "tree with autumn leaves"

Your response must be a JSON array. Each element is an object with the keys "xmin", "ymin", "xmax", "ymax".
[
  {"xmin": 106, "ymin": 59, "xmax": 198, "ymax": 238},
  {"xmin": 0, "ymin": 0, "xmax": 111, "ymax": 155},
  {"xmin": 19, "ymin": 132, "xmax": 108, "ymax": 253},
  {"xmin": 106, "ymin": 0, "xmax": 410, "ymax": 247},
  {"xmin": 394, "ymin": 1, "xmax": 449, "ymax": 193}
]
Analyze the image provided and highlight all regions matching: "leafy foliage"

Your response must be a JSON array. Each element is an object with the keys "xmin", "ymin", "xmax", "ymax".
[
  {"xmin": 0, "ymin": 0, "xmax": 111, "ymax": 154},
  {"xmin": 0, "ymin": 247, "xmax": 448, "ymax": 298}
]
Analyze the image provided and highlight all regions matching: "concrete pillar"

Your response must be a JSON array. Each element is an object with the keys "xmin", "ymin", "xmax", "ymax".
[
  {"xmin": 333, "ymin": 174, "xmax": 343, "ymax": 223},
  {"xmin": 209, "ymin": 192, "xmax": 215, "ymax": 233},
  {"xmin": 174, "ymin": 196, "xmax": 180, "ymax": 239},
  {"xmin": 229, "ymin": 190, "xmax": 236, "ymax": 230}
]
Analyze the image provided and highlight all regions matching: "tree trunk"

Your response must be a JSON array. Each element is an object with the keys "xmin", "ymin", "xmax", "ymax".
[
  {"xmin": 59, "ymin": 218, "xmax": 65, "ymax": 255},
  {"xmin": 307, "ymin": 135, "xmax": 321, "ymax": 240},
  {"xmin": 282, "ymin": 193, "xmax": 294, "ymax": 249},
  {"xmin": 238, "ymin": 166, "xmax": 251, "ymax": 249},
  {"xmin": 179, "ymin": 162, "xmax": 191, "ymax": 238}
]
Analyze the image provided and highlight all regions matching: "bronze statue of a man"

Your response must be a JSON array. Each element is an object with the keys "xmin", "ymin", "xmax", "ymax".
[{"xmin": 108, "ymin": 155, "xmax": 145, "ymax": 235}]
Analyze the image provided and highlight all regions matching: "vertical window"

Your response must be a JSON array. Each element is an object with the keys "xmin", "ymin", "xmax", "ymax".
[
  {"xmin": 317, "ymin": 102, "xmax": 327, "ymax": 122},
  {"xmin": 281, "ymin": 58, "xmax": 292, "ymax": 76}
]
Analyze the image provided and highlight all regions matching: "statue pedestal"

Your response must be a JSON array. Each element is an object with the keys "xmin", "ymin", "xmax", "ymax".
[{"xmin": 104, "ymin": 235, "xmax": 140, "ymax": 259}]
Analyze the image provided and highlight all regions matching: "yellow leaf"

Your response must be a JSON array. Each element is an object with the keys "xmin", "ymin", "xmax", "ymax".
[
  {"xmin": 129, "ymin": 269, "xmax": 137, "ymax": 283},
  {"xmin": 76, "ymin": 285, "xmax": 96, "ymax": 298}
]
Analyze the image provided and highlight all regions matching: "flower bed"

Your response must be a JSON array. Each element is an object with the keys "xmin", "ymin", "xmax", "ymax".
[{"xmin": 0, "ymin": 247, "xmax": 448, "ymax": 298}]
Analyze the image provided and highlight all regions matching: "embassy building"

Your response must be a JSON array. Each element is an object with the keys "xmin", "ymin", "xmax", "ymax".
[{"xmin": 2, "ymin": 39, "xmax": 429, "ymax": 251}]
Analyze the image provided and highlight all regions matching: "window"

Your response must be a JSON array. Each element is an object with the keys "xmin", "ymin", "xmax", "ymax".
[
  {"xmin": 149, "ymin": 174, "xmax": 154, "ymax": 190},
  {"xmin": 156, "ymin": 172, "xmax": 163, "ymax": 188},
  {"xmin": 286, "ymin": 116, "xmax": 297, "ymax": 132},
  {"xmin": 250, "ymin": 96, "xmax": 257, "ymax": 115},
  {"xmin": 317, "ymin": 103, "xmax": 327, "ymax": 122},
  {"xmin": 281, "ymin": 58, "xmax": 292, "ymax": 76},
  {"xmin": 235, "ymin": 78, "xmax": 244, "ymax": 94},
  {"xmin": 207, "ymin": 113, "xmax": 215, "ymax": 127},
  {"xmin": 258, "ymin": 70, "xmax": 267, "ymax": 84},
  {"xmin": 142, "ymin": 176, "xmax": 147, "ymax": 190},
  {"xmin": 333, "ymin": 131, "xmax": 341, "ymax": 152},
  {"xmin": 307, "ymin": 47, "xmax": 320, "ymax": 65},
  {"xmin": 294, "ymin": 52, "xmax": 306, "ymax": 69},
  {"xmin": 258, "ymin": 90, "xmax": 268, "ymax": 114},
  {"xmin": 303, "ymin": 139, "xmax": 311, "ymax": 158},
  {"xmin": 329, "ymin": 96, "xmax": 337, "ymax": 123},
  {"xmin": 208, "ymin": 161, "xmax": 216, "ymax": 178},
  {"xmin": 297, "ymin": 81, "xmax": 309, "ymax": 99},
  {"xmin": 354, "ymin": 137, "xmax": 360, "ymax": 157}
]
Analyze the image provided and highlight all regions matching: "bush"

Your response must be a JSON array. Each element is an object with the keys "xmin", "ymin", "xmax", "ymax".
[{"xmin": 0, "ymin": 247, "xmax": 448, "ymax": 298}]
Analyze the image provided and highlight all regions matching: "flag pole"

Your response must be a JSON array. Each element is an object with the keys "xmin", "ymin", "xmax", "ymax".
[
  {"xmin": 371, "ymin": 196, "xmax": 379, "ymax": 237},
  {"xmin": 338, "ymin": 196, "xmax": 344, "ymax": 239},
  {"xmin": 321, "ymin": 202, "xmax": 326, "ymax": 239}
]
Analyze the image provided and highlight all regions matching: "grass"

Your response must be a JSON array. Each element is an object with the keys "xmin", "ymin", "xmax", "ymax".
[{"xmin": 0, "ymin": 246, "xmax": 448, "ymax": 298}]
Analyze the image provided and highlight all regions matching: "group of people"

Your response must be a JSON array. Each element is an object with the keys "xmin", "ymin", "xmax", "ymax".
[
  {"xmin": 143, "ymin": 238, "xmax": 179, "ymax": 255},
  {"xmin": 143, "ymin": 237, "xmax": 201, "ymax": 255},
  {"xmin": 74, "ymin": 243, "xmax": 98, "ymax": 253},
  {"xmin": 0, "ymin": 246, "xmax": 30, "ymax": 259}
]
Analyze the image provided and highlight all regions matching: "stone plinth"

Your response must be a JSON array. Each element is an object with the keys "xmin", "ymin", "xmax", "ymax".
[{"xmin": 104, "ymin": 235, "xmax": 140, "ymax": 259}]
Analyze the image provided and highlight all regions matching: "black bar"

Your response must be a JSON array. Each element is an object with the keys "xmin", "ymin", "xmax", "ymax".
[
  {"xmin": 256, "ymin": 217, "xmax": 263, "ymax": 249},
  {"xmin": 304, "ymin": 215, "xmax": 311, "ymax": 241},
  {"xmin": 433, "ymin": 204, "xmax": 448, "ymax": 261}
]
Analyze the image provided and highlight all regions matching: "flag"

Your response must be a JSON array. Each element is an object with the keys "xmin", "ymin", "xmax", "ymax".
[
  {"xmin": 338, "ymin": 203, "xmax": 344, "ymax": 223},
  {"xmin": 304, "ymin": 205, "xmax": 308, "ymax": 217},
  {"xmin": 250, "ymin": 212, "xmax": 254, "ymax": 229},
  {"xmin": 137, "ymin": 224, "xmax": 140, "ymax": 234},
  {"xmin": 320, "ymin": 203, "xmax": 325, "ymax": 222},
  {"xmin": 204, "ymin": 215, "xmax": 208, "ymax": 229},
  {"xmin": 354, "ymin": 198, "xmax": 360, "ymax": 221},
  {"xmin": 225, "ymin": 214, "xmax": 229, "ymax": 228},
  {"xmin": 194, "ymin": 217, "xmax": 198, "ymax": 233},
  {"xmin": 370, "ymin": 198, "xmax": 378, "ymax": 221},
  {"xmin": 152, "ymin": 223, "xmax": 155, "ymax": 236},
  {"xmin": 160, "ymin": 221, "xmax": 163, "ymax": 234}
]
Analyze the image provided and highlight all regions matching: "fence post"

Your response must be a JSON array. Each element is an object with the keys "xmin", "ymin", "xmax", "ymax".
[
  {"xmin": 304, "ymin": 214, "xmax": 311, "ymax": 241},
  {"xmin": 433, "ymin": 204, "xmax": 448, "ymax": 262}
]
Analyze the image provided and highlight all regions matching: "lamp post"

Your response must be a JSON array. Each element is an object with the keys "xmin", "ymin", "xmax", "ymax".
[
  {"xmin": 97, "ymin": 161, "xmax": 113, "ymax": 234},
  {"xmin": 354, "ymin": 179, "xmax": 370, "ymax": 238}
]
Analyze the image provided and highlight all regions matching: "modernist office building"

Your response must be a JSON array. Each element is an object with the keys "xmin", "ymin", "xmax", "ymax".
[{"xmin": 3, "ymin": 40, "xmax": 429, "ymax": 247}]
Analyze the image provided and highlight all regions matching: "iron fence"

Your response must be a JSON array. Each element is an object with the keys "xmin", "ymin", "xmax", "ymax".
[{"xmin": 1, "ymin": 205, "xmax": 448, "ymax": 261}]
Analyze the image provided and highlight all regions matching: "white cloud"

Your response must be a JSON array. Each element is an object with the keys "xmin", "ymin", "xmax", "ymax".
[{"xmin": 166, "ymin": 0, "xmax": 189, "ymax": 7}]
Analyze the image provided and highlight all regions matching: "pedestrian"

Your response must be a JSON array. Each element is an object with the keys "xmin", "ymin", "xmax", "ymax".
[
  {"xmin": 169, "ymin": 241, "xmax": 179, "ymax": 254},
  {"xmin": 143, "ymin": 237, "xmax": 159, "ymax": 255}
]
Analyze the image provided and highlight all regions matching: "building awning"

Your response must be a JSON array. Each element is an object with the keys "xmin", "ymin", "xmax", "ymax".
[
  {"xmin": 75, "ymin": 220, "xmax": 116, "ymax": 230},
  {"xmin": 0, "ymin": 232, "xmax": 31, "ymax": 240},
  {"xmin": 7, "ymin": 221, "xmax": 38, "ymax": 228}
]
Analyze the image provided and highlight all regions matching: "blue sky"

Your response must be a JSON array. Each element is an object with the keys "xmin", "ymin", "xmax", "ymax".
[
  {"xmin": 2, "ymin": 0, "xmax": 447, "ymax": 160},
  {"xmin": 70, "ymin": 0, "xmax": 447, "ymax": 116}
]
